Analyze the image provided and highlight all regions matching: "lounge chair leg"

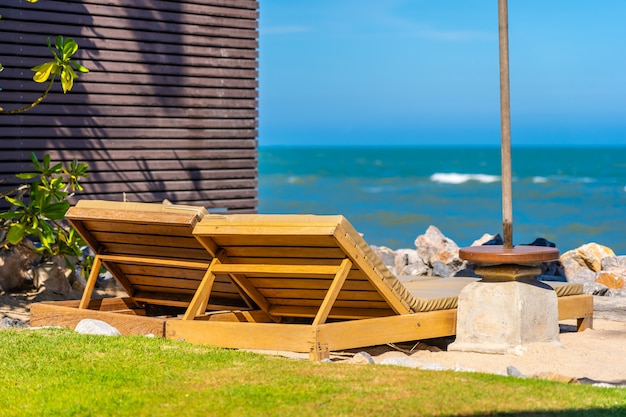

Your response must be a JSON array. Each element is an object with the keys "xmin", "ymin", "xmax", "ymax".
[
  {"xmin": 577, "ymin": 315, "xmax": 593, "ymax": 331},
  {"xmin": 78, "ymin": 255, "xmax": 102, "ymax": 309},
  {"xmin": 309, "ymin": 345, "xmax": 330, "ymax": 362}
]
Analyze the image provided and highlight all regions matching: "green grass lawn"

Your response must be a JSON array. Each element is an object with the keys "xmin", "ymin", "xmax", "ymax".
[{"xmin": 0, "ymin": 328, "xmax": 624, "ymax": 417}]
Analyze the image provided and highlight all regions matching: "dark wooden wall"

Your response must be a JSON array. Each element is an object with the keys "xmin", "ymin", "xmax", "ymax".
[{"xmin": 1, "ymin": 0, "xmax": 258, "ymax": 212}]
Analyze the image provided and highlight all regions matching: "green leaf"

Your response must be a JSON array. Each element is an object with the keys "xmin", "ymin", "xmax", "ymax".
[
  {"xmin": 62, "ymin": 39, "xmax": 79, "ymax": 60},
  {"xmin": 55, "ymin": 35, "xmax": 63, "ymax": 51},
  {"xmin": 70, "ymin": 61, "xmax": 90, "ymax": 73},
  {"xmin": 43, "ymin": 201, "xmax": 70, "ymax": 220},
  {"xmin": 0, "ymin": 211, "xmax": 23, "ymax": 220},
  {"xmin": 6, "ymin": 223, "xmax": 26, "ymax": 245},
  {"xmin": 5, "ymin": 196, "xmax": 27, "ymax": 209},
  {"xmin": 43, "ymin": 154, "xmax": 51, "ymax": 171},
  {"xmin": 16, "ymin": 172, "xmax": 39, "ymax": 180}
]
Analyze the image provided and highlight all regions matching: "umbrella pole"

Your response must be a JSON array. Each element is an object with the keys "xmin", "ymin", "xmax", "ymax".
[{"xmin": 498, "ymin": 0, "xmax": 513, "ymax": 249}]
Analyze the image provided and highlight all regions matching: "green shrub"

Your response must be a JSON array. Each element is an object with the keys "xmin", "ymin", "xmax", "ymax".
[{"xmin": 0, "ymin": 153, "xmax": 89, "ymax": 269}]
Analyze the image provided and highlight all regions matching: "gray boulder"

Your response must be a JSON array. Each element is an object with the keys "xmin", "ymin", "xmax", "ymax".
[
  {"xmin": 395, "ymin": 248, "xmax": 429, "ymax": 276},
  {"xmin": 0, "ymin": 317, "xmax": 27, "ymax": 329},
  {"xmin": 370, "ymin": 245, "xmax": 397, "ymax": 273}
]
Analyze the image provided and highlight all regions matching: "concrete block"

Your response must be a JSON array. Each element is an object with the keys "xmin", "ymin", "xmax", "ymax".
[{"xmin": 449, "ymin": 280, "xmax": 560, "ymax": 354}]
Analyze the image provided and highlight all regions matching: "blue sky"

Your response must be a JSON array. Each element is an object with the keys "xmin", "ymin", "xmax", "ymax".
[{"xmin": 258, "ymin": 1, "xmax": 626, "ymax": 147}]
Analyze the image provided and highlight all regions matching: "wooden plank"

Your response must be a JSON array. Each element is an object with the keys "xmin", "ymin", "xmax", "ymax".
[
  {"xmin": 224, "ymin": 246, "xmax": 346, "ymax": 259},
  {"xmin": 76, "ymin": 221, "xmax": 197, "ymax": 237},
  {"xmin": 68, "ymin": 206, "xmax": 201, "ymax": 225},
  {"xmin": 206, "ymin": 235, "xmax": 338, "ymax": 248},
  {"xmin": 89, "ymin": 231, "xmax": 205, "ymax": 250},
  {"xmin": 166, "ymin": 321, "xmax": 314, "ymax": 353},
  {"xmin": 98, "ymin": 254, "xmax": 210, "ymax": 270},
  {"xmin": 4, "ymin": 34, "xmax": 259, "ymax": 60},
  {"xmin": 30, "ymin": 303, "xmax": 166, "ymax": 336},
  {"xmin": 99, "ymin": 244, "xmax": 210, "ymax": 261},
  {"xmin": 81, "ymin": 179, "xmax": 258, "ymax": 194},
  {"xmin": 116, "ymin": 265, "xmax": 208, "ymax": 280},
  {"xmin": 0, "ymin": 130, "xmax": 258, "ymax": 141},
  {"xmin": 269, "ymin": 305, "xmax": 396, "ymax": 319},
  {"xmin": 316, "ymin": 310, "xmax": 458, "ymax": 353},
  {"xmin": 334, "ymin": 222, "xmax": 412, "ymax": 315},
  {"xmin": 183, "ymin": 258, "xmax": 220, "ymax": 320},
  {"xmin": 73, "ymin": 0, "xmax": 259, "ymax": 13},
  {"xmin": 557, "ymin": 294, "xmax": 593, "ymax": 330},
  {"xmin": 248, "ymin": 277, "xmax": 375, "ymax": 291},
  {"xmin": 1, "ymin": 71, "xmax": 258, "ymax": 89},
  {"xmin": 261, "ymin": 288, "xmax": 384, "ymax": 302},
  {"xmin": 209, "ymin": 263, "xmax": 341, "ymax": 277},
  {"xmin": 312, "ymin": 259, "xmax": 352, "ymax": 326},
  {"xmin": 125, "ymin": 276, "xmax": 201, "ymax": 291},
  {"xmin": 269, "ymin": 298, "xmax": 392, "ymax": 310},
  {"xmin": 44, "ymin": 297, "xmax": 141, "ymax": 312},
  {"xmin": 17, "ymin": 117, "xmax": 258, "ymax": 130}
]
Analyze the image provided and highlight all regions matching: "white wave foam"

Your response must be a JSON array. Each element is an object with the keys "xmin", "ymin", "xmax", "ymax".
[
  {"xmin": 430, "ymin": 173, "xmax": 500, "ymax": 184},
  {"xmin": 533, "ymin": 176, "xmax": 548, "ymax": 183}
]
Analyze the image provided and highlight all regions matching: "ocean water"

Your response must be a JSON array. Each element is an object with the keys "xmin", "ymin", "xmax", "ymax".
[{"xmin": 258, "ymin": 147, "xmax": 626, "ymax": 255}]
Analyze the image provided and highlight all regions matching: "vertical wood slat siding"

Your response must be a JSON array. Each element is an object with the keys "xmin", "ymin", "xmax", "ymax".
[{"xmin": 0, "ymin": 0, "xmax": 259, "ymax": 212}]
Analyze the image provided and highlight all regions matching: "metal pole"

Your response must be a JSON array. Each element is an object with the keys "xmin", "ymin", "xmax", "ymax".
[{"xmin": 498, "ymin": 0, "xmax": 513, "ymax": 249}]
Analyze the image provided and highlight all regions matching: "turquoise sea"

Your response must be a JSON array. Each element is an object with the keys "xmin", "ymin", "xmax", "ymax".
[{"xmin": 258, "ymin": 147, "xmax": 626, "ymax": 255}]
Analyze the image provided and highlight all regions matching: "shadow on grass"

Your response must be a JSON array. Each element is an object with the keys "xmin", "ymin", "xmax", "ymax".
[{"xmin": 452, "ymin": 407, "xmax": 626, "ymax": 417}]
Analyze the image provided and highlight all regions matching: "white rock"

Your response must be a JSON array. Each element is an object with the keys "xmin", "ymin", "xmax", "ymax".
[{"xmin": 74, "ymin": 319, "xmax": 121, "ymax": 336}]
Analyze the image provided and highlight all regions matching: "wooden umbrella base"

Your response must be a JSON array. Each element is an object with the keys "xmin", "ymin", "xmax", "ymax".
[{"xmin": 449, "ymin": 245, "xmax": 561, "ymax": 354}]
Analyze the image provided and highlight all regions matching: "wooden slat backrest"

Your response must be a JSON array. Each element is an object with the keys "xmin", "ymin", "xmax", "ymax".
[
  {"xmin": 67, "ymin": 200, "xmax": 249, "ymax": 309},
  {"xmin": 192, "ymin": 214, "xmax": 417, "ymax": 321}
]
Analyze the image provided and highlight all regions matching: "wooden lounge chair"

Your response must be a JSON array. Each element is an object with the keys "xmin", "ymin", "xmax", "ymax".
[
  {"xmin": 167, "ymin": 214, "xmax": 593, "ymax": 360},
  {"xmin": 30, "ymin": 200, "xmax": 252, "ymax": 335},
  {"xmin": 31, "ymin": 204, "xmax": 593, "ymax": 360}
]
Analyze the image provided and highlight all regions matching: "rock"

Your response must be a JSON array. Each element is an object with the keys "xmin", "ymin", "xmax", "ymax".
[
  {"xmin": 471, "ymin": 233, "xmax": 500, "ymax": 247},
  {"xmin": 595, "ymin": 271, "xmax": 625, "ymax": 290},
  {"xmin": 74, "ymin": 319, "xmax": 121, "ymax": 336},
  {"xmin": 415, "ymin": 226, "xmax": 464, "ymax": 276},
  {"xmin": 593, "ymin": 295, "xmax": 626, "ymax": 321},
  {"xmin": 0, "ymin": 243, "xmax": 40, "ymax": 292},
  {"xmin": 506, "ymin": 365, "xmax": 526, "ymax": 378},
  {"xmin": 33, "ymin": 257, "xmax": 72, "ymax": 296},
  {"xmin": 567, "ymin": 243, "xmax": 615, "ymax": 273},
  {"xmin": 433, "ymin": 260, "xmax": 464, "ymax": 278},
  {"xmin": 585, "ymin": 282, "xmax": 609, "ymax": 296},
  {"xmin": 394, "ymin": 249, "xmax": 428, "ymax": 276},
  {"xmin": 347, "ymin": 351, "xmax": 375, "ymax": 365},
  {"xmin": 481, "ymin": 234, "xmax": 503, "ymax": 246},
  {"xmin": 526, "ymin": 238, "xmax": 556, "ymax": 247},
  {"xmin": 602, "ymin": 255, "xmax": 626, "ymax": 271},
  {"xmin": 560, "ymin": 251, "xmax": 599, "ymax": 284},
  {"xmin": 0, "ymin": 317, "xmax": 27, "ymax": 329},
  {"xmin": 370, "ymin": 245, "xmax": 397, "ymax": 270}
]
